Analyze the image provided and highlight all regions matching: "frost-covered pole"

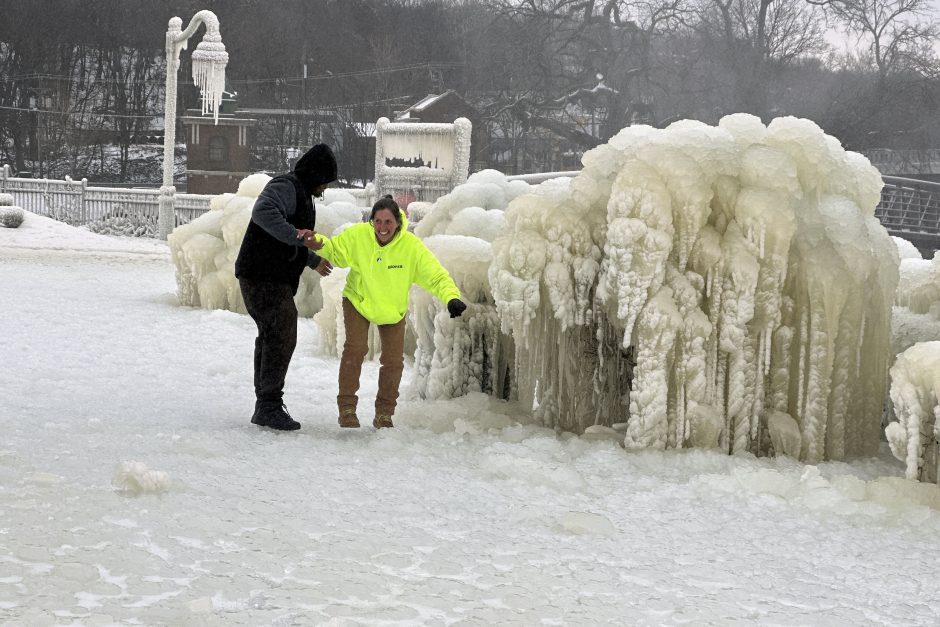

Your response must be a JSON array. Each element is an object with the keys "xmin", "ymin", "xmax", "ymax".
[{"xmin": 159, "ymin": 11, "xmax": 228, "ymax": 240}]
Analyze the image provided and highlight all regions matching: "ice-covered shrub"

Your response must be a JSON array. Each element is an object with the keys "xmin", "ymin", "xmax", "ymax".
[
  {"xmin": 407, "ymin": 170, "xmax": 531, "ymax": 401},
  {"xmin": 86, "ymin": 208, "xmax": 156, "ymax": 237},
  {"xmin": 891, "ymin": 251, "xmax": 940, "ymax": 369},
  {"xmin": 896, "ymin": 252, "xmax": 940, "ymax": 316},
  {"xmin": 0, "ymin": 193, "xmax": 24, "ymax": 228},
  {"xmin": 486, "ymin": 114, "xmax": 898, "ymax": 462},
  {"xmin": 886, "ymin": 342, "xmax": 940, "ymax": 483},
  {"xmin": 0, "ymin": 200, "xmax": 24, "ymax": 228}
]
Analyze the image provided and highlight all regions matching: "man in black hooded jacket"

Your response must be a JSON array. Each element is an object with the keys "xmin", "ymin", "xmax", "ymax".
[{"xmin": 235, "ymin": 144, "xmax": 337, "ymax": 430}]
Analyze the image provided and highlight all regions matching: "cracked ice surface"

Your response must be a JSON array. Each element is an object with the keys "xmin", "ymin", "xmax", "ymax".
[{"xmin": 2, "ymin": 216, "xmax": 940, "ymax": 625}]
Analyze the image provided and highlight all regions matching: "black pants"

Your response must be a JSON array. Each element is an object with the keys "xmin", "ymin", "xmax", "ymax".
[{"xmin": 239, "ymin": 278, "xmax": 298, "ymax": 404}]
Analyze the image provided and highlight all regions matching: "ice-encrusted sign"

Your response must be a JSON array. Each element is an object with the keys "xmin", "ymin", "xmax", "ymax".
[{"xmin": 374, "ymin": 116, "xmax": 472, "ymax": 209}]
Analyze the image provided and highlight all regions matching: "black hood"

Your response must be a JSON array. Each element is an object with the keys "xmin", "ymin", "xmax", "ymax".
[{"xmin": 293, "ymin": 144, "xmax": 337, "ymax": 192}]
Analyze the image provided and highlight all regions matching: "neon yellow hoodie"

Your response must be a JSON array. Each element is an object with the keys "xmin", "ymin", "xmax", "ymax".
[{"xmin": 315, "ymin": 216, "xmax": 461, "ymax": 325}]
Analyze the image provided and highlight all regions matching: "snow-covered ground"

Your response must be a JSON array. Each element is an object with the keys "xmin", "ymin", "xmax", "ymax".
[{"xmin": 2, "ymin": 213, "xmax": 940, "ymax": 626}]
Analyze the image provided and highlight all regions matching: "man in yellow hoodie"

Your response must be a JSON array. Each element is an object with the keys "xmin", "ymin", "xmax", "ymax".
[{"xmin": 302, "ymin": 195, "xmax": 466, "ymax": 428}]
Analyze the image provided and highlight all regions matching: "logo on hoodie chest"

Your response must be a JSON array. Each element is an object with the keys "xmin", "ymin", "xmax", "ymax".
[{"xmin": 375, "ymin": 256, "xmax": 402, "ymax": 270}]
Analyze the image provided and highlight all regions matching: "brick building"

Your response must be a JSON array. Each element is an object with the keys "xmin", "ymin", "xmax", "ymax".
[{"xmin": 180, "ymin": 104, "xmax": 256, "ymax": 194}]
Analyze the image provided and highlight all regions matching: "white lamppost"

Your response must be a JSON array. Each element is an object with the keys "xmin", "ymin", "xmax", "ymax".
[{"xmin": 159, "ymin": 10, "xmax": 228, "ymax": 240}]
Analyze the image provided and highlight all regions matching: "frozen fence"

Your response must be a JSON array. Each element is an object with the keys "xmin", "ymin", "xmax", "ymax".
[
  {"xmin": 0, "ymin": 164, "xmax": 213, "ymax": 234},
  {"xmin": 1, "ymin": 164, "xmax": 375, "ymax": 238}
]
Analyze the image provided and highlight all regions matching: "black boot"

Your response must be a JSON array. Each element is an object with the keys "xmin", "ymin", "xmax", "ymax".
[{"xmin": 252, "ymin": 401, "xmax": 301, "ymax": 431}]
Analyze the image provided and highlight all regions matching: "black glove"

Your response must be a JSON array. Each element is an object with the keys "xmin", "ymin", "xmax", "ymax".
[{"xmin": 447, "ymin": 298, "xmax": 467, "ymax": 318}]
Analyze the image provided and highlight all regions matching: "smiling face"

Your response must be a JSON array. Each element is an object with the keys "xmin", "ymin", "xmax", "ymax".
[{"xmin": 372, "ymin": 208, "xmax": 400, "ymax": 245}]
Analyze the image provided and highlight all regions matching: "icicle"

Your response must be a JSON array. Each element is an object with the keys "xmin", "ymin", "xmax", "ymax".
[
  {"xmin": 758, "ymin": 225, "xmax": 765, "ymax": 260},
  {"xmin": 718, "ymin": 354, "xmax": 729, "ymax": 452},
  {"xmin": 857, "ymin": 310, "xmax": 866, "ymax": 379},
  {"xmin": 763, "ymin": 324, "xmax": 772, "ymax": 376},
  {"xmin": 191, "ymin": 41, "xmax": 228, "ymax": 123},
  {"xmin": 757, "ymin": 328, "xmax": 765, "ymax": 379},
  {"xmin": 796, "ymin": 306, "xmax": 808, "ymax": 427},
  {"xmin": 677, "ymin": 382, "xmax": 686, "ymax": 447}
]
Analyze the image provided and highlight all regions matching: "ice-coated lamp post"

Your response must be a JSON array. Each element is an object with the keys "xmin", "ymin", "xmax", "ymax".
[{"xmin": 159, "ymin": 11, "xmax": 228, "ymax": 240}]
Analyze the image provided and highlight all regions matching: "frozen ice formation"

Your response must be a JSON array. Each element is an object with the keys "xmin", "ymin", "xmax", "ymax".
[
  {"xmin": 484, "ymin": 114, "xmax": 898, "ymax": 462},
  {"xmin": 886, "ymin": 341, "xmax": 940, "ymax": 483}
]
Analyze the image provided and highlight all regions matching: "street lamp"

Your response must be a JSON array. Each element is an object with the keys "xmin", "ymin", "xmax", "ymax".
[
  {"xmin": 159, "ymin": 10, "xmax": 228, "ymax": 240},
  {"xmin": 28, "ymin": 96, "xmax": 43, "ymax": 179}
]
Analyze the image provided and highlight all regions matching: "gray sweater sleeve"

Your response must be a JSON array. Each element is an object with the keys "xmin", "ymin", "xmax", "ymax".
[
  {"xmin": 250, "ymin": 177, "xmax": 306, "ymax": 246},
  {"xmin": 252, "ymin": 177, "xmax": 321, "ymax": 268}
]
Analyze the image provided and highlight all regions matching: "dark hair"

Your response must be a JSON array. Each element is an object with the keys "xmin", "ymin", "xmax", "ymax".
[{"xmin": 370, "ymin": 195, "xmax": 402, "ymax": 226}]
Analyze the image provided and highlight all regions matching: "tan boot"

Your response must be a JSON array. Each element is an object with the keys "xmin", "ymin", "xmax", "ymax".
[
  {"xmin": 338, "ymin": 408, "xmax": 360, "ymax": 428},
  {"xmin": 373, "ymin": 414, "xmax": 394, "ymax": 429}
]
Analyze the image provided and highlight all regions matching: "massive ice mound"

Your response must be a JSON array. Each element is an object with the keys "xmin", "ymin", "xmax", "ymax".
[{"xmin": 486, "ymin": 114, "xmax": 899, "ymax": 463}]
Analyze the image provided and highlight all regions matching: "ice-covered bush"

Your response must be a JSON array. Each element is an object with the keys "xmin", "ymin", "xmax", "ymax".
[
  {"xmin": 0, "ymin": 206, "xmax": 24, "ymax": 228},
  {"xmin": 886, "ymin": 342, "xmax": 940, "ymax": 483},
  {"xmin": 408, "ymin": 170, "xmax": 532, "ymax": 401},
  {"xmin": 0, "ymin": 193, "xmax": 24, "ymax": 228},
  {"xmin": 896, "ymin": 251, "xmax": 940, "ymax": 316},
  {"xmin": 86, "ymin": 208, "xmax": 156, "ymax": 238},
  {"xmin": 486, "ymin": 114, "xmax": 898, "ymax": 462},
  {"xmin": 892, "ymin": 250, "xmax": 940, "ymax": 360}
]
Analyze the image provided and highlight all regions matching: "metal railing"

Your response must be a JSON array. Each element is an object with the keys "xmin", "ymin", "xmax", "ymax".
[
  {"xmin": 0, "ymin": 164, "xmax": 213, "ymax": 231},
  {"xmin": 877, "ymin": 176, "xmax": 940, "ymax": 235}
]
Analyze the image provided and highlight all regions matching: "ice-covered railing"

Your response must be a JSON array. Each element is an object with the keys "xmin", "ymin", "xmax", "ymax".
[
  {"xmin": 471, "ymin": 114, "xmax": 897, "ymax": 462},
  {"xmin": 0, "ymin": 165, "xmax": 212, "ymax": 235},
  {"xmin": 886, "ymin": 342, "xmax": 940, "ymax": 483}
]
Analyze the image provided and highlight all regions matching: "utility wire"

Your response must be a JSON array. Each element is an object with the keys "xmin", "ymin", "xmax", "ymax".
[
  {"xmin": 3, "ymin": 62, "xmax": 464, "ymax": 87},
  {"xmin": 0, "ymin": 93, "xmax": 415, "ymax": 119},
  {"xmin": 0, "ymin": 104, "xmax": 158, "ymax": 119}
]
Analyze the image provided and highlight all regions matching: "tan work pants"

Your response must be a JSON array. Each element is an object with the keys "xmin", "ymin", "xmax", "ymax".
[{"xmin": 338, "ymin": 297, "xmax": 406, "ymax": 417}]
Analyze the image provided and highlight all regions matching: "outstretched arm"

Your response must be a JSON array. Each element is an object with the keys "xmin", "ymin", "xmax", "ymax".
[
  {"xmin": 414, "ymin": 245, "xmax": 462, "ymax": 311},
  {"xmin": 302, "ymin": 230, "xmax": 351, "ymax": 269},
  {"xmin": 251, "ymin": 178, "xmax": 306, "ymax": 246}
]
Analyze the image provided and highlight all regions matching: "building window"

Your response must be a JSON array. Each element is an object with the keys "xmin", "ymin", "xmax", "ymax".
[{"xmin": 208, "ymin": 136, "xmax": 229, "ymax": 163}]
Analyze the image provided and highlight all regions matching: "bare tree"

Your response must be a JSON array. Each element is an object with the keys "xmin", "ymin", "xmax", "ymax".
[
  {"xmin": 805, "ymin": 0, "xmax": 940, "ymax": 148},
  {"xmin": 813, "ymin": 0, "xmax": 939, "ymax": 81},
  {"xmin": 484, "ymin": 0, "xmax": 687, "ymax": 150},
  {"xmin": 687, "ymin": 0, "xmax": 828, "ymax": 117}
]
